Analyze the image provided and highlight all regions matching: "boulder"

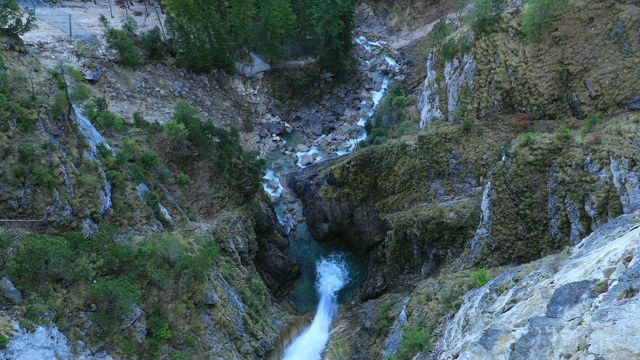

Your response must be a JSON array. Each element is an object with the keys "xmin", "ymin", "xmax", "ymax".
[
  {"xmin": 84, "ymin": 68, "xmax": 102, "ymax": 83},
  {"xmin": 623, "ymin": 95, "xmax": 640, "ymax": 111},
  {"xmin": 263, "ymin": 121, "xmax": 285, "ymax": 135},
  {"xmin": 301, "ymin": 114, "xmax": 323, "ymax": 136},
  {"xmin": 1, "ymin": 277, "xmax": 22, "ymax": 303}
]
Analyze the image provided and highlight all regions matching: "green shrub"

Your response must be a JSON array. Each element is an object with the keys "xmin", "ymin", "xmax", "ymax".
[
  {"xmin": 163, "ymin": 119, "xmax": 188, "ymax": 140},
  {"xmin": 100, "ymin": 15, "xmax": 142, "ymax": 68},
  {"xmin": 70, "ymin": 83, "xmax": 91, "ymax": 103},
  {"xmin": 427, "ymin": 19, "xmax": 450, "ymax": 46},
  {"xmin": 471, "ymin": 268, "xmax": 491, "ymax": 287},
  {"xmin": 141, "ymin": 27, "xmax": 165, "ymax": 61},
  {"xmin": 11, "ymin": 236, "xmax": 73, "ymax": 284},
  {"xmin": 176, "ymin": 172, "xmax": 192, "ymax": 186},
  {"xmin": 33, "ymin": 166, "xmax": 57, "ymax": 189},
  {"xmin": 147, "ymin": 315, "xmax": 172, "ymax": 340},
  {"xmin": 373, "ymin": 300, "xmax": 395, "ymax": 335},
  {"xmin": 554, "ymin": 125, "xmax": 573, "ymax": 142},
  {"xmin": 49, "ymin": 90, "xmax": 69, "ymax": 118},
  {"xmin": 89, "ymin": 277, "xmax": 140, "ymax": 330},
  {"xmin": 124, "ymin": 163, "xmax": 146, "ymax": 184},
  {"xmin": 520, "ymin": 0, "xmax": 568, "ymax": 43},
  {"xmin": 581, "ymin": 115, "xmax": 604, "ymax": 134},
  {"xmin": 461, "ymin": 119, "xmax": 472, "ymax": 132},
  {"xmin": 116, "ymin": 138, "xmax": 142, "ymax": 164},
  {"xmin": 390, "ymin": 326, "xmax": 432, "ymax": 360},
  {"xmin": 0, "ymin": 0, "xmax": 37, "ymax": 35},
  {"xmin": 464, "ymin": 0, "xmax": 505, "ymax": 34},
  {"xmin": 138, "ymin": 150, "xmax": 160, "ymax": 169},
  {"xmin": 105, "ymin": 170, "xmax": 124, "ymax": 184},
  {"xmin": 18, "ymin": 142, "xmax": 41, "ymax": 164},
  {"xmin": 441, "ymin": 38, "xmax": 458, "ymax": 61},
  {"xmin": 0, "ymin": 333, "xmax": 8, "ymax": 350},
  {"xmin": 93, "ymin": 110, "xmax": 126, "ymax": 135}
]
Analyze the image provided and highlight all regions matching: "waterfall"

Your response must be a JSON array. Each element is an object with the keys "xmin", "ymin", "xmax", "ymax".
[{"xmin": 283, "ymin": 255, "xmax": 349, "ymax": 360}]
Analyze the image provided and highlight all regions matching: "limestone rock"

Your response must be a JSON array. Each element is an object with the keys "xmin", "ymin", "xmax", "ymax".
[
  {"xmin": 430, "ymin": 214, "xmax": 640, "ymax": 360},
  {"xmin": 1, "ymin": 277, "xmax": 22, "ymax": 304}
]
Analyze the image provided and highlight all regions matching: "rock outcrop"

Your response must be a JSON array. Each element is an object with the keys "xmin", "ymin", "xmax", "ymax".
[{"xmin": 427, "ymin": 214, "xmax": 640, "ymax": 360}]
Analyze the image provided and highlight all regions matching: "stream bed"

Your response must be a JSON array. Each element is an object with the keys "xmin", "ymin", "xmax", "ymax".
[{"xmin": 261, "ymin": 34, "xmax": 402, "ymax": 357}]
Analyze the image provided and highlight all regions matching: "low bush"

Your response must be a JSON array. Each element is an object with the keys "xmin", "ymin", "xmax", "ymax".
[
  {"xmin": 471, "ymin": 268, "xmax": 491, "ymax": 287},
  {"xmin": 581, "ymin": 115, "xmax": 604, "ymax": 134},
  {"xmin": 100, "ymin": 15, "xmax": 142, "ymax": 67},
  {"xmin": 520, "ymin": 0, "xmax": 568, "ymax": 43}
]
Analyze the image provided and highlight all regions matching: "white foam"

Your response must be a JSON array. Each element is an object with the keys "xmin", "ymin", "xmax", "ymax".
[{"xmin": 283, "ymin": 255, "xmax": 349, "ymax": 360}]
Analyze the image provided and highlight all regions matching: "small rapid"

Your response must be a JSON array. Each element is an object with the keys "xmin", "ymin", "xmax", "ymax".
[{"xmin": 282, "ymin": 255, "xmax": 349, "ymax": 360}]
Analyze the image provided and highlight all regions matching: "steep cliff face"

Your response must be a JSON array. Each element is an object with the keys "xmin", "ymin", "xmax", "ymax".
[
  {"xmin": 286, "ymin": 0, "xmax": 640, "ymax": 314},
  {"xmin": 287, "ymin": 113, "xmax": 640, "ymax": 303},
  {"xmin": 417, "ymin": 0, "xmax": 640, "ymax": 125},
  {"xmin": 308, "ymin": 1, "xmax": 640, "ymax": 358},
  {"xmin": 427, "ymin": 213, "xmax": 640, "ymax": 360},
  {"xmin": 0, "ymin": 26, "xmax": 297, "ymax": 360}
]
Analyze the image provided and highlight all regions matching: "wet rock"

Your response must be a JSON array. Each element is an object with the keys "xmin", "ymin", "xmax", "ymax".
[
  {"xmin": 235, "ymin": 52, "xmax": 272, "ymax": 78},
  {"xmin": 511, "ymin": 316, "xmax": 561, "ymax": 359},
  {"xmin": 608, "ymin": 20, "xmax": 626, "ymax": 40},
  {"xmin": 444, "ymin": 52, "xmax": 475, "ymax": 121},
  {"xmin": 251, "ymin": 200, "xmax": 300, "ymax": 297},
  {"xmin": 610, "ymin": 156, "xmax": 640, "ymax": 214},
  {"xmin": 296, "ymin": 144, "xmax": 310, "ymax": 153},
  {"xmin": 122, "ymin": 305, "xmax": 146, "ymax": 343},
  {"xmin": 323, "ymin": 115, "xmax": 338, "ymax": 133},
  {"xmin": 380, "ymin": 297, "xmax": 410, "ymax": 357},
  {"xmin": 203, "ymin": 280, "xmax": 221, "ymax": 305},
  {"xmin": 82, "ymin": 218, "xmax": 98, "ymax": 237},
  {"xmin": 1, "ymin": 277, "xmax": 22, "ymax": 303},
  {"xmin": 417, "ymin": 52, "xmax": 444, "ymax": 127},
  {"xmin": 283, "ymin": 158, "xmax": 391, "ymax": 252},
  {"xmin": 299, "ymin": 154, "xmax": 315, "ymax": 166}
]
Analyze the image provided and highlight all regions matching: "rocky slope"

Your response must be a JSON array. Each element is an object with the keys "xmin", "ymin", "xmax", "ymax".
[
  {"xmin": 2, "ymin": 0, "xmax": 640, "ymax": 359},
  {"xmin": 428, "ymin": 213, "xmax": 640, "ymax": 359},
  {"xmin": 283, "ymin": 0, "xmax": 640, "ymax": 358},
  {"xmin": 0, "ymin": 4, "xmax": 298, "ymax": 359}
]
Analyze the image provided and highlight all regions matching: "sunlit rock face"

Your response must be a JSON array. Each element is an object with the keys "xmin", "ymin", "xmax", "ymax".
[{"xmin": 428, "ymin": 214, "xmax": 640, "ymax": 360}]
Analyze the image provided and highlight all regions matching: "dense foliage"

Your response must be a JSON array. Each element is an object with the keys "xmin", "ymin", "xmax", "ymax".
[
  {"xmin": 0, "ymin": 0, "xmax": 37, "ymax": 35},
  {"xmin": 167, "ymin": 100, "xmax": 266, "ymax": 197},
  {"xmin": 520, "ymin": 0, "xmax": 569, "ymax": 42},
  {"xmin": 0, "ymin": 227, "xmax": 221, "ymax": 356},
  {"xmin": 162, "ymin": 0, "xmax": 355, "ymax": 75}
]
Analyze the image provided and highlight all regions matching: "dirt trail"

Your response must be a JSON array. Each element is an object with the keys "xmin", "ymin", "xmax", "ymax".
[{"xmin": 388, "ymin": 18, "xmax": 441, "ymax": 50}]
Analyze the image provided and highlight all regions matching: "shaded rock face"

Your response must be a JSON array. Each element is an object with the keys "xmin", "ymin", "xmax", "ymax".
[
  {"xmin": 429, "ymin": 214, "xmax": 640, "ymax": 360},
  {"xmin": 417, "ymin": 1, "xmax": 640, "ymax": 125},
  {"xmin": 284, "ymin": 143, "xmax": 480, "ymax": 299},
  {"xmin": 283, "ymin": 158, "xmax": 391, "ymax": 253},
  {"xmin": 251, "ymin": 198, "xmax": 300, "ymax": 298},
  {"xmin": 417, "ymin": 52, "xmax": 444, "ymax": 127}
]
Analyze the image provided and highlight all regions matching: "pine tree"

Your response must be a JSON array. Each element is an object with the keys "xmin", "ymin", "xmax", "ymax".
[{"xmin": 255, "ymin": 0, "xmax": 295, "ymax": 62}]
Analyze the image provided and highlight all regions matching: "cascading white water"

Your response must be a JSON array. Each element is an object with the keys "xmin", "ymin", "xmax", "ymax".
[{"xmin": 283, "ymin": 255, "xmax": 349, "ymax": 360}]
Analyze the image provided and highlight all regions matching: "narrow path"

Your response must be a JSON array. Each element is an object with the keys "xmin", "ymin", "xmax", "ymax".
[{"xmin": 388, "ymin": 18, "xmax": 442, "ymax": 51}]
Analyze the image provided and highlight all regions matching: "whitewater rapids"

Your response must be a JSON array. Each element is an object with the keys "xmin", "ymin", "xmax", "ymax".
[{"xmin": 283, "ymin": 255, "xmax": 349, "ymax": 360}]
